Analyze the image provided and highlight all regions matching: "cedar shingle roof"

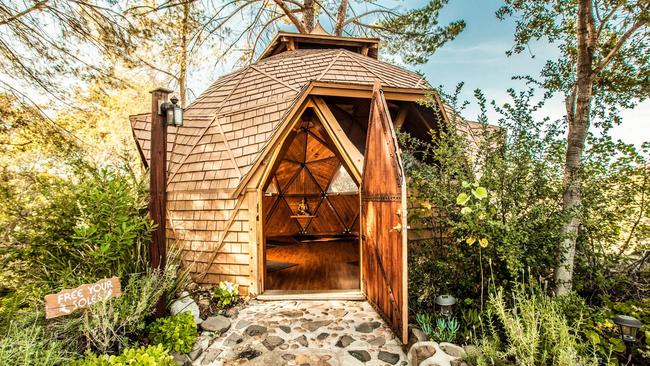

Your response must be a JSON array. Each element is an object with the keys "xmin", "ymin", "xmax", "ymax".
[{"xmin": 130, "ymin": 47, "xmax": 427, "ymax": 192}]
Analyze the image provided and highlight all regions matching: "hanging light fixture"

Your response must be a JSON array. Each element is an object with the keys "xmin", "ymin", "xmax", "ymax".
[{"xmin": 160, "ymin": 96, "xmax": 183, "ymax": 127}]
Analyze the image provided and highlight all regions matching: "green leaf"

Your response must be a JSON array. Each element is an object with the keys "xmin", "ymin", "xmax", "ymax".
[
  {"xmin": 456, "ymin": 193, "xmax": 470, "ymax": 205},
  {"xmin": 460, "ymin": 207, "xmax": 473, "ymax": 215},
  {"xmin": 472, "ymin": 187, "xmax": 488, "ymax": 200},
  {"xmin": 608, "ymin": 337, "xmax": 626, "ymax": 353},
  {"xmin": 462, "ymin": 181, "xmax": 470, "ymax": 188},
  {"xmin": 585, "ymin": 330, "xmax": 601, "ymax": 345}
]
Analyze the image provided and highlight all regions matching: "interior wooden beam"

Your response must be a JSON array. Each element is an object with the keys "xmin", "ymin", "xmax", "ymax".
[
  {"xmin": 312, "ymin": 97, "xmax": 364, "ymax": 183},
  {"xmin": 408, "ymin": 104, "xmax": 435, "ymax": 131},
  {"xmin": 394, "ymin": 106, "xmax": 409, "ymax": 130}
]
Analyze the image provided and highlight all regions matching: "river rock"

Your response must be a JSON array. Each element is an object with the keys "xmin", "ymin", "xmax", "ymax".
[
  {"xmin": 355, "ymin": 321, "xmax": 381, "ymax": 333},
  {"xmin": 348, "ymin": 350, "xmax": 371, "ymax": 362},
  {"xmin": 262, "ymin": 335, "xmax": 285, "ymax": 351},
  {"xmin": 378, "ymin": 351, "xmax": 401, "ymax": 365},
  {"xmin": 335, "ymin": 335, "xmax": 355, "ymax": 348},
  {"xmin": 245, "ymin": 324, "xmax": 267, "ymax": 337},
  {"xmin": 200, "ymin": 315, "xmax": 231, "ymax": 334},
  {"xmin": 170, "ymin": 292, "xmax": 202, "ymax": 324}
]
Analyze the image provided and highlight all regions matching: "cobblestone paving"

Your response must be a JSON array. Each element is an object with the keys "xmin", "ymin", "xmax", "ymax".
[{"xmin": 194, "ymin": 300, "xmax": 407, "ymax": 366}]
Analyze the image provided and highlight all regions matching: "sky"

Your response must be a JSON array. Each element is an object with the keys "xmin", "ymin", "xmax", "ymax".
[
  {"xmin": 152, "ymin": 0, "xmax": 647, "ymax": 148},
  {"xmin": 411, "ymin": 0, "xmax": 648, "ymax": 148}
]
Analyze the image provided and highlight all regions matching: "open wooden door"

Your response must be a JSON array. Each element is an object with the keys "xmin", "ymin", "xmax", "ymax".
[{"xmin": 361, "ymin": 81, "xmax": 408, "ymax": 343}]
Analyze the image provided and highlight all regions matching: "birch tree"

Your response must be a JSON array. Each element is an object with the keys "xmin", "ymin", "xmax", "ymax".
[{"xmin": 497, "ymin": 0, "xmax": 649, "ymax": 294}]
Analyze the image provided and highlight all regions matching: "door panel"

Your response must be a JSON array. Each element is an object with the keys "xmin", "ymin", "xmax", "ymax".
[{"xmin": 361, "ymin": 81, "xmax": 408, "ymax": 343}]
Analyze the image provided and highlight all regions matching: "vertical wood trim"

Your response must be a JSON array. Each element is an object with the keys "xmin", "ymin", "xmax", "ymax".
[
  {"xmin": 149, "ymin": 88, "xmax": 170, "ymax": 272},
  {"xmin": 257, "ymin": 187, "xmax": 266, "ymax": 293},
  {"xmin": 247, "ymin": 190, "xmax": 259, "ymax": 295},
  {"xmin": 401, "ymin": 167, "xmax": 409, "ymax": 343}
]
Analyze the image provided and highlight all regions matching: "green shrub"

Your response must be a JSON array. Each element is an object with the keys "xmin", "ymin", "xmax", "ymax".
[
  {"xmin": 472, "ymin": 282, "xmax": 600, "ymax": 366},
  {"xmin": 213, "ymin": 281, "xmax": 239, "ymax": 308},
  {"xmin": 0, "ymin": 320, "xmax": 71, "ymax": 366},
  {"xmin": 1, "ymin": 166, "xmax": 153, "ymax": 293},
  {"xmin": 147, "ymin": 312, "xmax": 197, "ymax": 353},
  {"xmin": 72, "ymin": 344, "xmax": 174, "ymax": 366},
  {"xmin": 51, "ymin": 259, "xmax": 182, "ymax": 355}
]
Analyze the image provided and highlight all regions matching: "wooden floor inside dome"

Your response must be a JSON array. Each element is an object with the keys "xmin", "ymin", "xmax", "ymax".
[{"xmin": 265, "ymin": 238, "xmax": 360, "ymax": 291}]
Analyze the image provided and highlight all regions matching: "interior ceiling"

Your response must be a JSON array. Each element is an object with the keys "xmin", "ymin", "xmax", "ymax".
[
  {"xmin": 264, "ymin": 111, "xmax": 360, "ymax": 238},
  {"xmin": 263, "ymin": 97, "xmax": 442, "ymax": 238}
]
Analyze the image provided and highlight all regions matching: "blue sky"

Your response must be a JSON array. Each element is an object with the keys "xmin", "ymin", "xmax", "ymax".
[
  {"xmin": 193, "ymin": 0, "xmax": 647, "ymax": 148},
  {"xmin": 412, "ymin": 0, "xmax": 648, "ymax": 148}
]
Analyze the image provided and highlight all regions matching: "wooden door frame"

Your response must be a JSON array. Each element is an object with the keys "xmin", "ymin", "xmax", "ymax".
[{"xmin": 255, "ymin": 97, "xmax": 364, "ymax": 297}]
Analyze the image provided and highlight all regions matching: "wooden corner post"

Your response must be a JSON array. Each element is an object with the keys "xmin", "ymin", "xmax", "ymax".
[{"xmin": 149, "ymin": 88, "xmax": 171, "ymax": 273}]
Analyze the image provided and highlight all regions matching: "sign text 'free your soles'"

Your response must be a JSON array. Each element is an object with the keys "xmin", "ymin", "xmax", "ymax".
[{"xmin": 45, "ymin": 277, "xmax": 122, "ymax": 319}]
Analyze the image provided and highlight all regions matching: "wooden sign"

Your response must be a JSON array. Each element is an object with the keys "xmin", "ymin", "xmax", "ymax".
[{"xmin": 45, "ymin": 277, "xmax": 122, "ymax": 319}]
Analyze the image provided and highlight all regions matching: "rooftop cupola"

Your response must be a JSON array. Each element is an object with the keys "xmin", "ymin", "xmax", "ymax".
[{"xmin": 258, "ymin": 26, "xmax": 380, "ymax": 61}]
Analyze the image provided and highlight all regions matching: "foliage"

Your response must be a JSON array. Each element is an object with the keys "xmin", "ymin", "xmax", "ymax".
[
  {"xmin": 147, "ymin": 312, "xmax": 197, "ymax": 353},
  {"xmin": 471, "ymin": 282, "xmax": 599, "ymax": 366},
  {"xmin": 51, "ymin": 252, "xmax": 183, "ymax": 355},
  {"xmin": 432, "ymin": 318, "xmax": 460, "ymax": 343},
  {"xmin": 453, "ymin": 181, "xmax": 497, "ymax": 249},
  {"xmin": 213, "ymin": 281, "xmax": 239, "ymax": 309},
  {"xmin": 556, "ymin": 294, "xmax": 650, "ymax": 364},
  {"xmin": 404, "ymin": 86, "xmax": 565, "ymax": 315},
  {"xmin": 416, "ymin": 312, "xmax": 435, "ymax": 338},
  {"xmin": 0, "ymin": 163, "xmax": 153, "ymax": 293},
  {"xmin": 71, "ymin": 344, "xmax": 174, "ymax": 366},
  {"xmin": 416, "ymin": 312, "xmax": 460, "ymax": 343},
  {"xmin": 0, "ymin": 320, "xmax": 71, "ymax": 366},
  {"xmin": 497, "ymin": 0, "xmax": 649, "ymax": 295},
  {"xmin": 405, "ymin": 84, "xmax": 648, "ymax": 323}
]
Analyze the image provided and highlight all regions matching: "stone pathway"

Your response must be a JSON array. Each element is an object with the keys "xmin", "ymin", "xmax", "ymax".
[{"xmin": 190, "ymin": 300, "xmax": 407, "ymax": 366}]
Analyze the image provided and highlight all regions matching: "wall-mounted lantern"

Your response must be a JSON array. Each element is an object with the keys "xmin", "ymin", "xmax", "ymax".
[
  {"xmin": 435, "ymin": 294, "xmax": 456, "ymax": 318},
  {"xmin": 160, "ymin": 96, "xmax": 183, "ymax": 127}
]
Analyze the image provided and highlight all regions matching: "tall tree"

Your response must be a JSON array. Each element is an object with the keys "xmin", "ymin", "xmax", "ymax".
[
  {"xmin": 497, "ymin": 0, "xmax": 649, "ymax": 294},
  {"xmin": 0, "ymin": 0, "xmax": 136, "ymax": 100}
]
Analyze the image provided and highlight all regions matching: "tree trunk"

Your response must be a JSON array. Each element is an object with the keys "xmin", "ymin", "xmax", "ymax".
[
  {"xmin": 179, "ymin": 0, "xmax": 190, "ymax": 107},
  {"xmin": 554, "ymin": 0, "xmax": 594, "ymax": 295},
  {"xmin": 334, "ymin": 0, "xmax": 349, "ymax": 36},
  {"xmin": 303, "ymin": 0, "xmax": 315, "ymax": 32}
]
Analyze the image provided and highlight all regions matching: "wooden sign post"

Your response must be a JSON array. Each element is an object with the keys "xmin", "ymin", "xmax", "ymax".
[{"xmin": 44, "ymin": 277, "xmax": 122, "ymax": 319}]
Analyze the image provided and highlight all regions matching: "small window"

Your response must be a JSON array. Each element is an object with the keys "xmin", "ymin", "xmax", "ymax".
[
  {"xmin": 265, "ymin": 180, "xmax": 279, "ymax": 195},
  {"xmin": 328, "ymin": 165, "xmax": 358, "ymax": 193}
]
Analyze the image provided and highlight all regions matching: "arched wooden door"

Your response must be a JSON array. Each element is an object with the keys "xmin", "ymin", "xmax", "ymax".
[{"xmin": 361, "ymin": 81, "xmax": 408, "ymax": 343}]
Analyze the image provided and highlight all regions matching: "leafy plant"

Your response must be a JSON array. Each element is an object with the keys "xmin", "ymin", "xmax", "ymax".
[
  {"xmin": 213, "ymin": 281, "xmax": 239, "ymax": 308},
  {"xmin": 473, "ymin": 281, "xmax": 600, "ymax": 366},
  {"xmin": 416, "ymin": 312, "xmax": 434, "ymax": 338},
  {"xmin": 432, "ymin": 318, "xmax": 460, "ymax": 343},
  {"xmin": 147, "ymin": 312, "xmax": 197, "ymax": 353},
  {"xmin": 71, "ymin": 344, "xmax": 174, "ymax": 366},
  {"xmin": 0, "ymin": 320, "xmax": 71, "ymax": 366},
  {"xmin": 51, "ymin": 249, "xmax": 183, "ymax": 355},
  {"xmin": 416, "ymin": 312, "xmax": 459, "ymax": 343},
  {"xmin": 1, "ymin": 166, "xmax": 153, "ymax": 293}
]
